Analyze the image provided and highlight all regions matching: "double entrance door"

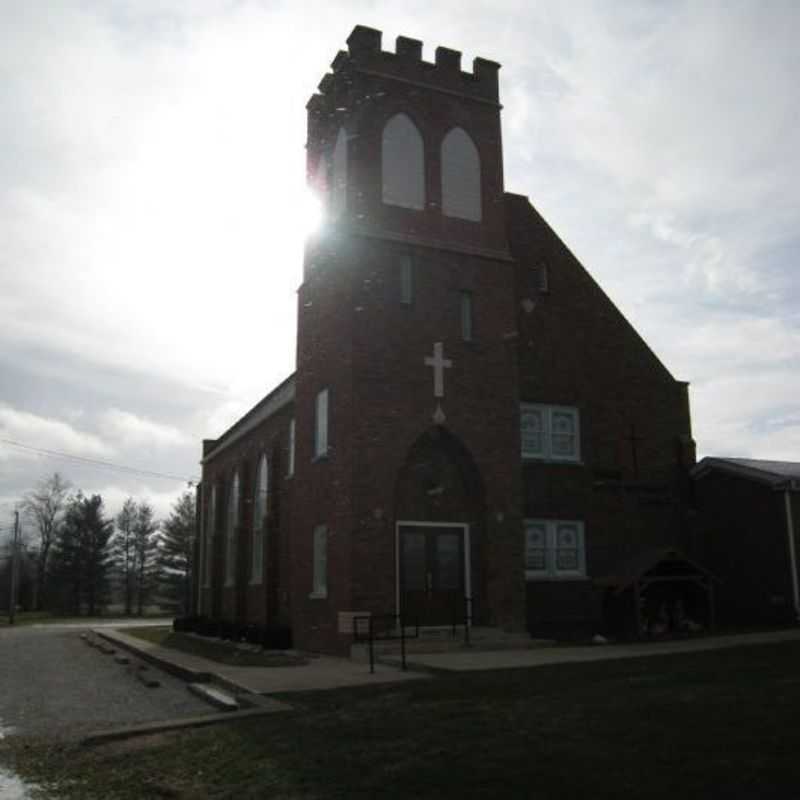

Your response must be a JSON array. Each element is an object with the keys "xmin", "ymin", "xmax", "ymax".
[{"xmin": 398, "ymin": 524, "xmax": 468, "ymax": 626}]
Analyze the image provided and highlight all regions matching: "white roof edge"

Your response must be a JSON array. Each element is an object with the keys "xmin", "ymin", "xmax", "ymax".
[{"xmin": 202, "ymin": 378, "xmax": 295, "ymax": 464}]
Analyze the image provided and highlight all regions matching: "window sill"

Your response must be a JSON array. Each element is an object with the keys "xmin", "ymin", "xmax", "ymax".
[
  {"xmin": 524, "ymin": 573, "xmax": 588, "ymax": 582},
  {"xmin": 309, "ymin": 591, "xmax": 328, "ymax": 600},
  {"xmin": 522, "ymin": 455, "xmax": 583, "ymax": 466}
]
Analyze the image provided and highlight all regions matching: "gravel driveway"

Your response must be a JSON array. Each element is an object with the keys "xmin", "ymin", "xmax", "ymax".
[{"xmin": 0, "ymin": 625, "xmax": 210, "ymax": 740}]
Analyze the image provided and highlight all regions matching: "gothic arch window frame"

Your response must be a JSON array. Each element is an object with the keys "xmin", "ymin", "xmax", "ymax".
[
  {"xmin": 225, "ymin": 469, "xmax": 240, "ymax": 587},
  {"xmin": 314, "ymin": 152, "xmax": 329, "ymax": 201},
  {"xmin": 203, "ymin": 483, "xmax": 216, "ymax": 589},
  {"xmin": 440, "ymin": 125, "xmax": 482, "ymax": 222},
  {"xmin": 330, "ymin": 125, "xmax": 349, "ymax": 215},
  {"xmin": 381, "ymin": 111, "xmax": 426, "ymax": 211},
  {"xmin": 251, "ymin": 452, "xmax": 268, "ymax": 585}
]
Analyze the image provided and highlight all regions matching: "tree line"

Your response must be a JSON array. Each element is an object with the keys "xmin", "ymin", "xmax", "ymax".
[{"xmin": 1, "ymin": 473, "xmax": 195, "ymax": 617}]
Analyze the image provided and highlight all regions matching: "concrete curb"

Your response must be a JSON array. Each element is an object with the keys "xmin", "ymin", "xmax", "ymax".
[
  {"xmin": 94, "ymin": 628, "xmax": 215, "ymax": 685},
  {"xmin": 188, "ymin": 682, "xmax": 239, "ymax": 711},
  {"xmin": 81, "ymin": 704, "xmax": 291, "ymax": 747},
  {"xmin": 92, "ymin": 628, "xmax": 283, "ymax": 698}
]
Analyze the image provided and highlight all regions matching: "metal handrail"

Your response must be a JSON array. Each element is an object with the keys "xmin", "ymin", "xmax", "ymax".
[
  {"xmin": 451, "ymin": 596, "xmax": 473, "ymax": 646},
  {"xmin": 352, "ymin": 613, "xmax": 420, "ymax": 673}
]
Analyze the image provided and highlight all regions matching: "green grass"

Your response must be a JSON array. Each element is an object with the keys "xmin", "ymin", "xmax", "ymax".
[
  {"xmin": 123, "ymin": 626, "xmax": 307, "ymax": 667},
  {"xmin": 4, "ymin": 641, "xmax": 800, "ymax": 799},
  {"xmin": 0, "ymin": 611, "xmax": 105, "ymax": 627},
  {"xmin": 0, "ymin": 610, "xmax": 175, "ymax": 627}
]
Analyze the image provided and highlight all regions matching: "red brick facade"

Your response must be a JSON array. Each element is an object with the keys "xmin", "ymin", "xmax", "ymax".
[{"xmin": 197, "ymin": 26, "xmax": 695, "ymax": 653}]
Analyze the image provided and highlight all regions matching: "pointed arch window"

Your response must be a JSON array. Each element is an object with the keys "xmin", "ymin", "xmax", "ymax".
[
  {"xmin": 314, "ymin": 153, "xmax": 329, "ymax": 197},
  {"xmin": 251, "ymin": 454, "xmax": 268, "ymax": 584},
  {"xmin": 441, "ymin": 127, "xmax": 481, "ymax": 221},
  {"xmin": 331, "ymin": 127, "xmax": 348, "ymax": 215},
  {"xmin": 225, "ymin": 471, "xmax": 240, "ymax": 586},
  {"xmin": 203, "ymin": 484, "xmax": 216, "ymax": 588},
  {"xmin": 382, "ymin": 113, "xmax": 425, "ymax": 210}
]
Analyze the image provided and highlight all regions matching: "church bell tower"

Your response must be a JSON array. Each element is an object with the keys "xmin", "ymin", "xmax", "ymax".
[{"xmin": 291, "ymin": 26, "xmax": 523, "ymax": 651}]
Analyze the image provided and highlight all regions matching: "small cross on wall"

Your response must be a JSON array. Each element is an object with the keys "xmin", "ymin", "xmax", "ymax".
[{"xmin": 424, "ymin": 342, "xmax": 452, "ymax": 398}]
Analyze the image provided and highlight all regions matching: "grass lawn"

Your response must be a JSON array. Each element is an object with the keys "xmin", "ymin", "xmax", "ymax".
[
  {"xmin": 4, "ymin": 641, "xmax": 800, "ymax": 799},
  {"xmin": 123, "ymin": 626, "xmax": 307, "ymax": 667},
  {"xmin": 0, "ymin": 611, "xmax": 175, "ymax": 628}
]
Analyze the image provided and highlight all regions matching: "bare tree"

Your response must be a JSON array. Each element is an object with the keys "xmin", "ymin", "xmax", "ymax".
[{"xmin": 21, "ymin": 473, "xmax": 71, "ymax": 610}]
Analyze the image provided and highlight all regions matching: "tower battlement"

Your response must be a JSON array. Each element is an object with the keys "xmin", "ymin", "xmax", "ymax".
[{"xmin": 312, "ymin": 25, "xmax": 500, "ymax": 107}]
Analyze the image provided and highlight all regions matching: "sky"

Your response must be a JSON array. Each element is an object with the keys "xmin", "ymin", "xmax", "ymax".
[{"xmin": 1, "ymin": 0, "xmax": 798, "ymax": 540}]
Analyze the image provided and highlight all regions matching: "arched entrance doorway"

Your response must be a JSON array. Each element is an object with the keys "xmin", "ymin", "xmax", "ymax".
[{"xmin": 394, "ymin": 426, "xmax": 486, "ymax": 626}]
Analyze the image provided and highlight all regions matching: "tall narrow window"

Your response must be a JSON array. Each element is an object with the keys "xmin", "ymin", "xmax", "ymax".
[
  {"xmin": 460, "ymin": 291, "xmax": 473, "ymax": 342},
  {"xmin": 314, "ymin": 389, "xmax": 329, "ymax": 458},
  {"xmin": 331, "ymin": 127, "xmax": 348, "ymax": 215},
  {"xmin": 314, "ymin": 153, "xmax": 329, "ymax": 198},
  {"xmin": 382, "ymin": 113, "xmax": 425, "ymax": 210},
  {"xmin": 311, "ymin": 524, "xmax": 328, "ymax": 598},
  {"xmin": 287, "ymin": 418, "xmax": 295, "ymax": 477},
  {"xmin": 441, "ymin": 127, "xmax": 481, "ymax": 221},
  {"xmin": 225, "ymin": 471, "xmax": 239, "ymax": 586},
  {"xmin": 251, "ymin": 454, "xmax": 268, "ymax": 584},
  {"xmin": 203, "ymin": 485, "xmax": 216, "ymax": 587},
  {"xmin": 400, "ymin": 254, "xmax": 413, "ymax": 305}
]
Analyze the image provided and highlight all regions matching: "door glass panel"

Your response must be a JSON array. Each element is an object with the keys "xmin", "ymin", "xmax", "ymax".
[
  {"xmin": 402, "ymin": 532, "xmax": 426, "ymax": 591},
  {"xmin": 436, "ymin": 533, "xmax": 461, "ymax": 590}
]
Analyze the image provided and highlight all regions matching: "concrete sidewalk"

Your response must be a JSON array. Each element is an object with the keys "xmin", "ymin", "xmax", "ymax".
[
  {"xmin": 382, "ymin": 627, "xmax": 800, "ymax": 671},
  {"xmin": 96, "ymin": 628, "xmax": 427, "ymax": 695}
]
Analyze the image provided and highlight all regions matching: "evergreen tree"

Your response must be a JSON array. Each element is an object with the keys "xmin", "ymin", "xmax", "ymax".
[
  {"xmin": 49, "ymin": 493, "xmax": 114, "ymax": 615},
  {"xmin": 112, "ymin": 498, "xmax": 137, "ymax": 615},
  {"xmin": 132, "ymin": 502, "xmax": 160, "ymax": 615},
  {"xmin": 159, "ymin": 491, "xmax": 195, "ymax": 614}
]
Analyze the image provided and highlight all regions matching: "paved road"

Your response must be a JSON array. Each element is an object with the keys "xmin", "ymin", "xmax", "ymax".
[{"xmin": 0, "ymin": 625, "xmax": 210, "ymax": 740}]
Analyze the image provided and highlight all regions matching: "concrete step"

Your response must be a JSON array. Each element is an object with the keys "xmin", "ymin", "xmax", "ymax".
[
  {"xmin": 350, "ymin": 627, "xmax": 555, "ymax": 662},
  {"xmin": 188, "ymin": 683, "xmax": 239, "ymax": 712}
]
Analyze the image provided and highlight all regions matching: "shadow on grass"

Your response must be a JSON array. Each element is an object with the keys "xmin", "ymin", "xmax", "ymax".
[{"xmin": 4, "ymin": 641, "xmax": 800, "ymax": 798}]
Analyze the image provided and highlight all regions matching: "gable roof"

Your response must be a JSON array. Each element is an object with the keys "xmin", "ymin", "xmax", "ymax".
[
  {"xmin": 202, "ymin": 373, "xmax": 296, "ymax": 464},
  {"xmin": 692, "ymin": 457, "xmax": 800, "ymax": 489}
]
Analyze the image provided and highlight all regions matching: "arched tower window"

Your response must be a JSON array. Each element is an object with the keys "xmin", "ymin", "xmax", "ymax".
[
  {"xmin": 251, "ymin": 454, "xmax": 268, "ymax": 584},
  {"xmin": 441, "ymin": 127, "xmax": 481, "ymax": 221},
  {"xmin": 225, "ymin": 471, "xmax": 239, "ymax": 586},
  {"xmin": 331, "ymin": 127, "xmax": 348, "ymax": 215},
  {"xmin": 314, "ymin": 153, "xmax": 329, "ymax": 197},
  {"xmin": 382, "ymin": 113, "xmax": 425, "ymax": 210}
]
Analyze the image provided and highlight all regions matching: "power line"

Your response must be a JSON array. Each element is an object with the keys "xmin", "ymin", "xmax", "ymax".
[{"xmin": 0, "ymin": 438, "xmax": 199, "ymax": 485}]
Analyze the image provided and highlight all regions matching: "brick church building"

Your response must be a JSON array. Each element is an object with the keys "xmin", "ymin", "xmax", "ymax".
[{"xmin": 196, "ymin": 26, "xmax": 697, "ymax": 653}]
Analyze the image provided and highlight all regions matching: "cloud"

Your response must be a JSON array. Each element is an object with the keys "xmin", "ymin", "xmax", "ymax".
[
  {"xmin": 95, "ymin": 482, "xmax": 189, "ymax": 522},
  {"xmin": 100, "ymin": 409, "xmax": 191, "ymax": 449},
  {"xmin": 0, "ymin": 0, "xmax": 798, "ymax": 527},
  {"xmin": 0, "ymin": 405, "xmax": 112, "ymax": 459}
]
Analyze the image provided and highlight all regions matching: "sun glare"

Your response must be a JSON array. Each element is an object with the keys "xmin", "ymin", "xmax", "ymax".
[{"xmin": 301, "ymin": 187, "xmax": 324, "ymax": 236}]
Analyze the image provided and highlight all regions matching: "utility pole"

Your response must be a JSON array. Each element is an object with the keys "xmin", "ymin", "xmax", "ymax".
[{"xmin": 8, "ymin": 511, "xmax": 19, "ymax": 625}]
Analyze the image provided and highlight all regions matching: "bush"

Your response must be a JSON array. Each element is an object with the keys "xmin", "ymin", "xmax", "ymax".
[{"xmin": 173, "ymin": 616, "xmax": 293, "ymax": 650}]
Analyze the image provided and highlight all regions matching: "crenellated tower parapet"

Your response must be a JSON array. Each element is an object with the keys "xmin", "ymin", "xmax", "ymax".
[{"xmin": 305, "ymin": 25, "xmax": 508, "ymax": 261}]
